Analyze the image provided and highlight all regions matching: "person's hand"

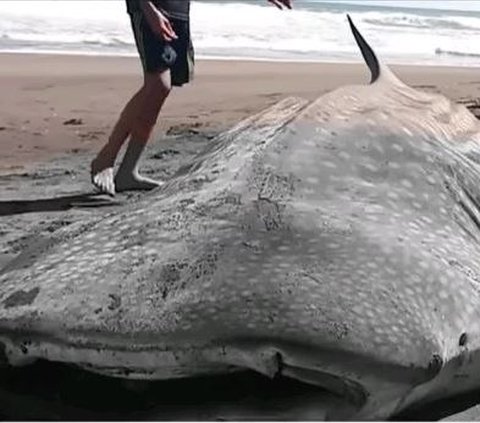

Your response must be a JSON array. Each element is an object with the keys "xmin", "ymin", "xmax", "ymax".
[
  {"xmin": 148, "ymin": 9, "xmax": 178, "ymax": 41},
  {"xmin": 268, "ymin": 0, "xmax": 292, "ymax": 9},
  {"xmin": 141, "ymin": 2, "xmax": 178, "ymax": 42}
]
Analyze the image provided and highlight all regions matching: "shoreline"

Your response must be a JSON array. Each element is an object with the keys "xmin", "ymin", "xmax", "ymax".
[
  {"xmin": 1, "ymin": 52, "xmax": 480, "ymax": 174},
  {"xmin": 2, "ymin": 50, "xmax": 480, "ymax": 69}
]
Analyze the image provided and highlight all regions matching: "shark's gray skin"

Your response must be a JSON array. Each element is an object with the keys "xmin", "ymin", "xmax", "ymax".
[{"xmin": 2, "ymin": 17, "xmax": 480, "ymax": 420}]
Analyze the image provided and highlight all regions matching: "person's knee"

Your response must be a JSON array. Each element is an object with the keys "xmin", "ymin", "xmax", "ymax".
[
  {"xmin": 131, "ymin": 70, "xmax": 171, "ymax": 138},
  {"xmin": 150, "ymin": 77, "xmax": 171, "ymax": 99},
  {"xmin": 144, "ymin": 71, "xmax": 172, "ymax": 101}
]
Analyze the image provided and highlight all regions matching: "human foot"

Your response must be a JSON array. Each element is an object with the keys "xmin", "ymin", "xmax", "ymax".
[
  {"xmin": 114, "ymin": 171, "xmax": 164, "ymax": 192},
  {"xmin": 91, "ymin": 157, "xmax": 116, "ymax": 196}
]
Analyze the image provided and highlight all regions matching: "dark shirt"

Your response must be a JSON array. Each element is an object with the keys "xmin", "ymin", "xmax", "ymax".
[{"xmin": 126, "ymin": 0, "xmax": 190, "ymax": 21}]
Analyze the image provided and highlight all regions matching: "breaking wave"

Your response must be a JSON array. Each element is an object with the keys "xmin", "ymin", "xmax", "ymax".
[
  {"xmin": 435, "ymin": 48, "xmax": 480, "ymax": 59},
  {"xmin": 0, "ymin": 0, "xmax": 480, "ymax": 66}
]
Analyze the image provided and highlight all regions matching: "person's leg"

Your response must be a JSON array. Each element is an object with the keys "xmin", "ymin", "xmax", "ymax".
[
  {"xmin": 91, "ymin": 9, "xmax": 151, "ymax": 196},
  {"xmin": 90, "ymin": 86, "xmax": 146, "ymax": 195},
  {"xmin": 114, "ymin": 17, "xmax": 194, "ymax": 193},
  {"xmin": 91, "ymin": 9, "xmax": 169, "ymax": 195},
  {"xmin": 91, "ymin": 13, "xmax": 193, "ymax": 195},
  {"xmin": 114, "ymin": 69, "xmax": 172, "ymax": 191}
]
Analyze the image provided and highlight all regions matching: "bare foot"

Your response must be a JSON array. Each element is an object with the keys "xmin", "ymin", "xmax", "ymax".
[
  {"xmin": 91, "ymin": 158, "xmax": 116, "ymax": 196},
  {"xmin": 114, "ymin": 172, "xmax": 164, "ymax": 192}
]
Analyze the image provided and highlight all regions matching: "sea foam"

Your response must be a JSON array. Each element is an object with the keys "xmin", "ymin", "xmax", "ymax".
[{"xmin": 0, "ymin": 0, "xmax": 480, "ymax": 66}]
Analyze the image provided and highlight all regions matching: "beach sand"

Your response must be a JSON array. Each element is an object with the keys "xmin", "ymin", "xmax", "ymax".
[
  {"xmin": 1, "ymin": 53, "xmax": 480, "ymax": 419},
  {"xmin": 1, "ymin": 53, "xmax": 480, "ymax": 171}
]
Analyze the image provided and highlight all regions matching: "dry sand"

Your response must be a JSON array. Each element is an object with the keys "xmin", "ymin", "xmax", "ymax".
[{"xmin": 1, "ymin": 53, "xmax": 480, "ymax": 419}]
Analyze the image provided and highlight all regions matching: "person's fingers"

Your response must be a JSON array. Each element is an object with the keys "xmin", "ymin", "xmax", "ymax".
[
  {"xmin": 268, "ymin": 0, "xmax": 293, "ymax": 9},
  {"xmin": 161, "ymin": 31, "xmax": 174, "ymax": 42},
  {"xmin": 163, "ymin": 19, "xmax": 178, "ymax": 39},
  {"xmin": 160, "ymin": 28, "xmax": 174, "ymax": 42},
  {"xmin": 268, "ymin": 0, "xmax": 284, "ymax": 9}
]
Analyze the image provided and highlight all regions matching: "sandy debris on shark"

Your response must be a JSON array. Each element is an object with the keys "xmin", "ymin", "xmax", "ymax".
[{"xmin": 2, "ymin": 16, "xmax": 480, "ymax": 420}]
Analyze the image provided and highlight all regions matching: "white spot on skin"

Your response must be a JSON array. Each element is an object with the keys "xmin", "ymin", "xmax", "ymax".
[
  {"xmin": 412, "ymin": 202, "xmax": 422, "ymax": 210},
  {"xmin": 363, "ymin": 163, "xmax": 380, "ymax": 172},
  {"xmin": 387, "ymin": 191, "xmax": 400, "ymax": 200},
  {"xmin": 326, "ymin": 243, "xmax": 341, "ymax": 249},
  {"xmin": 389, "ymin": 162, "xmax": 401, "ymax": 169},
  {"xmin": 323, "ymin": 161, "xmax": 338, "ymax": 169}
]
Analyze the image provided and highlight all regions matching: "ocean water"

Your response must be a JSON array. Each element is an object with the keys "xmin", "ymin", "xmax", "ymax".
[{"xmin": 1, "ymin": 0, "xmax": 480, "ymax": 66}]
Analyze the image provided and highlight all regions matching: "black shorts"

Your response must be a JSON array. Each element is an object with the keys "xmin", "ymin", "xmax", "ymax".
[{"xmin": 130, "ymin": 12, "xmax": 194, "ymax": 86}]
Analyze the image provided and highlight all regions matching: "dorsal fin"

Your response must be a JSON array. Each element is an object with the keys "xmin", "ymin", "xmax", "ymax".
[
  {"xmin": 347, "ymin": 14, "xmax": 400, "ymax": 85},
  {"xmin": 347, "ymin": 15, "xmax": 379, "ymax": 83}
]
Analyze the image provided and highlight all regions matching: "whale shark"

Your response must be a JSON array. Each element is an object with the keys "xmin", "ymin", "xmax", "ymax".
[{"xmin": 1, "ymin": 16, "xmax": 480, "ymax": 420}]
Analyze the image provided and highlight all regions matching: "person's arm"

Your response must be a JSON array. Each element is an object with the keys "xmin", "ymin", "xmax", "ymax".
[
  {"xmin": 139, "ymin": 1, "xmax": 178, "ymax": 41},
  {"xmin": 268, "ymin": 0, "xmax": 292, "ymax": 9}
]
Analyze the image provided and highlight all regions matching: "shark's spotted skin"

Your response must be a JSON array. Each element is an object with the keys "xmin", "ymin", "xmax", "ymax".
[{"xmin": 2, "ymin": 17, "xmax": 480, "ymax": 420}]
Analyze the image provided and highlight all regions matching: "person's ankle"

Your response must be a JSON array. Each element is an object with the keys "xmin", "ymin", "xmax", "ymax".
[
  {"xmin": 91, "ymin": 155, "xmax": 114, "ymax": 172},
  {"xmin": 115, "ymin": 165, "xmax": 135, "ymax": 179},
  {"xmin": 91, "ymin": 145, "xmax": 117, "ymax": 170},
  {"xmin": 114, "ymin": 169, "xmax": 163, "ymax": 192}
]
